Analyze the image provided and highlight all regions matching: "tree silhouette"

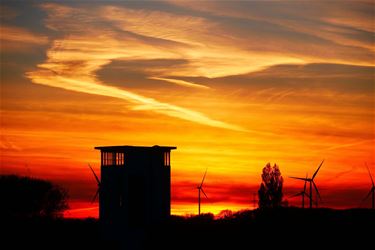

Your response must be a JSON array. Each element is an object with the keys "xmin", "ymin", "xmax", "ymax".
[
  {"xmin": 258, "ymin": 163, "xmax": 283, "ymax": 208},
  {"xmin": 0, "ymin": 175, "xmax": 69, "ymax": 218}
]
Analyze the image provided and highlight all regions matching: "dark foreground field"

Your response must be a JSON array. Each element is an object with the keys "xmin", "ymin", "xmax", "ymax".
[{"xmin": 1, "ymin": 208, "xmax": 374, "ymax": 249}]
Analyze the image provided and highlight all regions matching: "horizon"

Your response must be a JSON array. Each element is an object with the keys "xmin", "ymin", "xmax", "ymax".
[{"xmin": 1, "ymin": 1, "xmax": 374, "ymax": 218}]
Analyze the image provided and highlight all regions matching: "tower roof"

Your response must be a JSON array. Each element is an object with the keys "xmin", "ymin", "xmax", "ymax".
[{"xmin": 94, "ymin": 145, "xmax": 176, "ymax": 151}]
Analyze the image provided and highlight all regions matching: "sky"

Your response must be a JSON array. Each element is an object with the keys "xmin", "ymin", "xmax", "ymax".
[{"xmin": 0, "ymin": 0, "xmax": 374, "ymax": 218}]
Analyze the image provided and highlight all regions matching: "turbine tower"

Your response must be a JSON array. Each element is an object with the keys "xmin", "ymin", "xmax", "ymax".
[
  {"xmin": 289, "ymin": 174, "xmax": 309, "ymax": 208},
  {"xmin": 289, "ymin": 160, "xmax": 324, "ymax": 209},
  {"xmin": 197, "ymin": 169, "xmax": 208, "ymax": 215},
  {"xmin": 363, "ymin": 162, "xmax": 374, "ymax": 209}
]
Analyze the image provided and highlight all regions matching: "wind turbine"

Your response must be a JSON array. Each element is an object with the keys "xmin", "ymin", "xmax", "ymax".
[
  {"xmin": 289, "ymin": 174, "xmax": 310, "ymax": 208},
  {"xmin": 89, "ymin": 164, "xmax": 101, "ymax": 203},
  {"xmin": 197, "ymin": 169, "xmax": 208, "ymax": 215},
  {"xmin": 289, "ymin": 160, "xmax": 324, "ymax": 209},
  {"xmin": 363, "ymin": 162, "xmax": 374, "ymax": 209}
]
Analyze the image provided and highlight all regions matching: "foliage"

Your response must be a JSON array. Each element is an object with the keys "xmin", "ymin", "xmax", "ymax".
[
  {"xmin": 0, "ymin": 175, "xmax": 69, "ymax": 218},
  {"xmin": 258, "ymin": 163, "xmax": 283, "ymax": 208}
]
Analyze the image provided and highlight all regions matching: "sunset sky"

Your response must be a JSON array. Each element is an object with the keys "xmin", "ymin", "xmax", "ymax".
[{"xmin": 0, "ymin": 1, "xmax": 374, "ymax": 218}]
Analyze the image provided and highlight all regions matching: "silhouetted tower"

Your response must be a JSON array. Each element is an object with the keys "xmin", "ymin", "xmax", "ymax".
[{"xmin": 95, "ymin": 145, "xmax": 176, "ymax": 237}]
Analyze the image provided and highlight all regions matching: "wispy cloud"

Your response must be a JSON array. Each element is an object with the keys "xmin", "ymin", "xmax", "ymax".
[
  {"xmin": 148, "ymin": 77, "xmax": 210, "ymax": 89},
  {"xmin": 27, "ymin": 71, "xmax": 245, "ymax": 131},
  {"xmin": 22, "ymin": 2, "xmax": 375, "ymax": 134},
  {"xmin": 318, "ymin": 139, "xmax": 373, "ymax": 153},
  {"xmin": 26, "ymin": 37, "xmax": 244, "ymax": 131},
  {"xmin": 0, "ymin": 136, "xmax": 22, "ymax": 151},
  {"xmin": 0, "ymin": 25, "xmax": 48, "ymax": 45},
  {"xmin": 23, "ymin": 3, "xmax": 249, "ymax": 131},
  {"xmin": 167, "ymin": 0, "xmax": 375, "ymax": 65}
]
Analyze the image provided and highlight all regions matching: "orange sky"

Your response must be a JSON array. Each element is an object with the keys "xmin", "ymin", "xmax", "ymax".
[{"xmin": 1, "ymin": 1, "xmax": 374, "ymax": 218}]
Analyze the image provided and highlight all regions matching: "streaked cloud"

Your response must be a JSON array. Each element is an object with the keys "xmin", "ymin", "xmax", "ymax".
[
  {"xmin": 148, "ymin": 77, "xmax": 210, "ymax": 89},
  {"xmin": 24, "ymin": 3, "xmax": 249, "ymax": 131},
  {"xmin": 27, "ymin": 70, "xmax": 245, "ymax": 131},
  {"xmin": 167, "ymin": 0, "xmax": 375, "ymax": 65},
  {"xmin": 0, "ymin": 25, "xmax": 48, "ymax": 45},
  {"xmin": 0, "ymin": 136, "xmax": 21, "ymax": 151}
]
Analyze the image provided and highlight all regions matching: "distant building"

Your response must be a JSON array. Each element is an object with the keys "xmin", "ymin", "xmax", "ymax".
[{"xmin": 94, "ymin": 145, "xmax": 176, "ymax": 237}]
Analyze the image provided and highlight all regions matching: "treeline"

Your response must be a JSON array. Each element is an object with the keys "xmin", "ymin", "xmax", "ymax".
[{"xmin": 0, "ymin": 175, "xmax": 68, "ymax": 218}]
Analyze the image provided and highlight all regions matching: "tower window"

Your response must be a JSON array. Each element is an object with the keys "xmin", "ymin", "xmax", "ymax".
[
  {"xmin": 116, "ymin": 152, "xmax": 125, "ymax": 165},
  {"xmin": 164, "ymin": 152, "xmax": 170, "ymax": 166},
  {"xmin": 102, "ymin": 152, "xmax": 125, "ymax": 166},
  {"xmin": 103, "ymin": 152, "xmax": 114, "ymax": 166}
]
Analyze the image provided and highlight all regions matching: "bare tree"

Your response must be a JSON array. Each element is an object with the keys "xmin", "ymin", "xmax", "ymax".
[{"xmin": 258, "ymin": 163, "xmax": 283, "ymax": 208}]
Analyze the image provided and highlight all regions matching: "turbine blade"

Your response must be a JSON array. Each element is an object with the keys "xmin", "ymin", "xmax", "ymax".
[
  {"xmin": 289, "ymin": 177, "xmax": 309, "ymax": 181},
  {"xmin": 289, "ymin": 192, "xmax": 303, "ymax": 198},
  {"xmin": 313, "ymin": 181, "xmax": 322, "ymax": 201},
  {"xmin": 365, "ymin": 162, "xmax": 374, "ymax": 186},
  {"xmin": 201, "ymin": 188, "xmax": 209, "ymax": 199},
  {"xmin": 91, "ymin": 188, "xmax": 99, "ymax": 203},
  {"xmin": 312, "ymin": 160, "xmax": 324, "ymax": 180},
  {"xmin": 89, "ymin": 164, "xmax": 100, "ymax": 185},
  {"xmin": 362, "ymin": 189, "xmax": 372, "ymax": 202},
  {"xmin": 200, "ymin": 168, "xmax": 208, "ymax": 188}
]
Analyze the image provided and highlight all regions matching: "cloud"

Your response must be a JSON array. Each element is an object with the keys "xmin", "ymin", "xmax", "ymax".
[
  {"xmin": 26, "ymin": 2, "xmax": 374, "ymax": 133},
  {"xmin": 0, "ymin": 25, "xmax": 48, "ymax": 47},
  {"xmin": 27, "ymin": 69, "xmax": 245, "ymax": 131},
  {"xmin": 321, "ymin": 140, "xmax": 373, "ymax": 152},
  {"xmin": 22, "ymin": 3, "xmax": 250, "ymax": 131},
  {"xmin": 95, "ymin": 5, "xmax": 306, "ymax": 77},
  {"xmin": 184, "ymin": 63, "xmax": 375, "ymax": 98},
  {"xmin": 148, "ymin": 77, "xmax": 210, "ymax": 89},
  {"xmin": 166, "ymin": 0, "xmax": 375, "ymax": 65},
  {"xmin": 0, "ymin": 136, "xmax": 22, "ymax": 151}
]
